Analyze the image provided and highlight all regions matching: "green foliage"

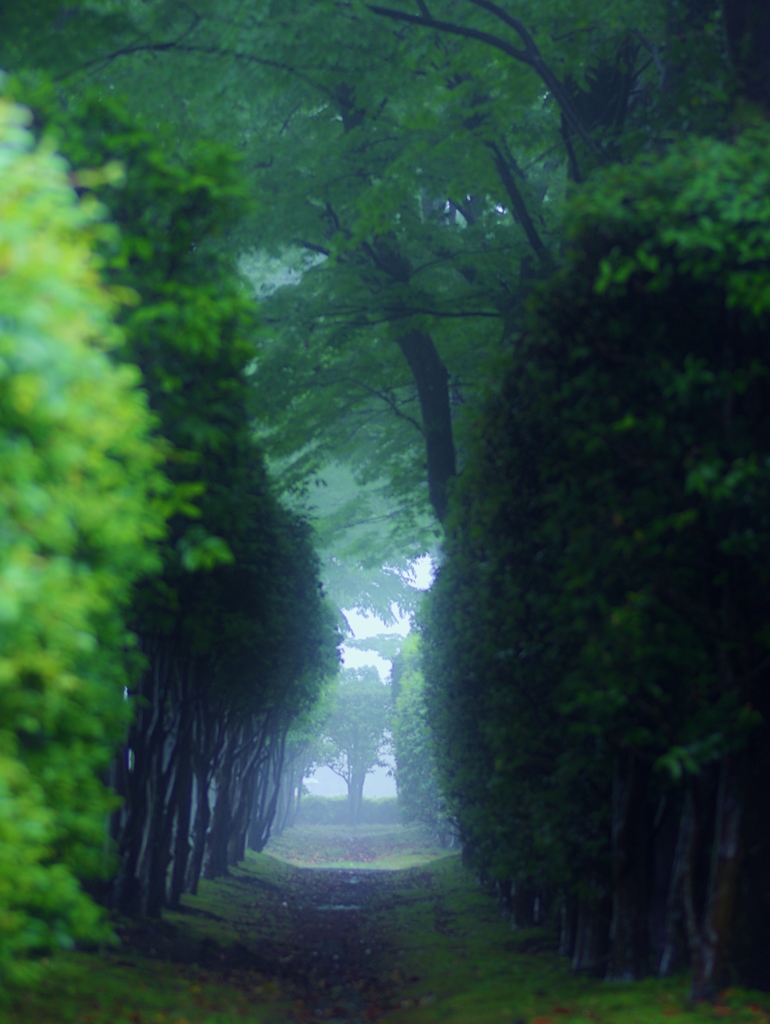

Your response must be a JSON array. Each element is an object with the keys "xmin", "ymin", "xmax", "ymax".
[
  {"xmin": 0, "ymin": 96, "xmax": 165, "ymax": 983},
  {"xmin": 315, "ymin": 667, "xmax": 393, "ymax": 824},
  {"xmin": 296, "ymin": 795, "xmax": 400, "ymax": 827},
  {"xmin": 423, "ymin": 126, "xmax": 770, "ymax": 891},
  {"xmin": 392, "ymin": 636, "xmax": 452, "ymax": 840},
  {"xmin": 297, "ymin": 462, "xmax": 433, "ymax": 624},
  {"xmin": 0, "ymin": 0, "xmax": 740, "ymax": 603},
  {"xmin": 8, "ymin": 78, "xmax": 339, "ymax": 718}
]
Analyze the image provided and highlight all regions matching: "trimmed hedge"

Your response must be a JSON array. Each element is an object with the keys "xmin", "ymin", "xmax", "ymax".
[{"xmin": 297, "ymin": 795, "xmax": 400, "ymax": 826}]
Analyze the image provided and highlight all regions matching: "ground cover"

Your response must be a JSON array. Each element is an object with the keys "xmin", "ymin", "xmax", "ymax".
[
  {"xmin": 263, "ymin": 823, "xmax": 451, "ymax": 870},
  {"xmin": 1, "ymin": 825, "xmax": 768, "ymax": 1024}
]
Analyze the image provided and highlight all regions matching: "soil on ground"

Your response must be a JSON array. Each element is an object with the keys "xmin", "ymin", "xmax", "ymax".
[
  {"xmin": 6, "ymin": 823, "xmax": 770, "ymax": 1024},
  {"xmin": 114, "ymin": 824, "xmax": 452, "ymax": 1022}
]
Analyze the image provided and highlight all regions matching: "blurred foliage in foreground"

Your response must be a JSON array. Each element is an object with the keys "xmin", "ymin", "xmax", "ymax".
[{"xmin": 0, "ymin": 95, "xmax": 166, "ymax": 984}]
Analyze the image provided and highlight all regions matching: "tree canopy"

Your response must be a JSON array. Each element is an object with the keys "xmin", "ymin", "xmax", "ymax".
[
  {"xmin": 316, "ymin": 666, "xmax": 392, "ymax": 825},
  {"xmin": 3, "ymin": 0, "xmax": 770, "ymax": 1000}
]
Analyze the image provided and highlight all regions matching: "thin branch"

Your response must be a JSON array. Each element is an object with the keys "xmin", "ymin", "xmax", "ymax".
[
  {"xmin": 295, "ymin": 239, "xmax": 331, "ymax": 257},
  {"xmin": 462, "ymin": 0, "xmax": 539, "ymax": 41},
  {"xmin": 346, "ymin": 377, "xmax": 424, "ymax": 434},
  {"xmin": 334, "ymin": 307, "xmax": 503, "ymax": 322},
  {"xmin": 66, "ymin": 40, "xmax": 339, "ymax": 101},
  {"xmin": 521, "ymin": 139, "xmax": 564, "ymax": 174},
  {"xmin": 367, "ymin": 3, "xmax": 604, "ymax": 163},
  {"xmin": 486, "ymin": 141, "xmax": 550, "ymax": 263},
  {"xmin": 367, "ymin": 4, "xmax": 528, "ymax": 60},
  {"xmin": 635, "ymin": 31, "xmax": 666, "ymax": 86}
]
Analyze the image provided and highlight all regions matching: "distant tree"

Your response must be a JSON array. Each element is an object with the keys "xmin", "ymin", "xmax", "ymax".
[{"xmin": 317, "ymin": 667, "xmax": 392, "ymax": 825}]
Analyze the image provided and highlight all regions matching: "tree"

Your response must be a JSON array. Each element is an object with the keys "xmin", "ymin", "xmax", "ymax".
[
  {"xmin": 0, "ymin": 94, "xmax": 166, "ymax": 983},
  {"xmin": 392, "ymin": 635, "xmax": 454, "ymax": 844},
  {"xmin": 6, "ymin": 77, "xmax": 340, "ymax": 918},
  {"xmin": 0, "ymin": 0, "xmax": 743, "ymax": 609},
  {"xmin": 423, "ymin": 126, "xmax": 770, "ymax": 993},
  {"xmin": 317, "ymin": 667, "xmax": 392, "ymax": 825},
  {"xmin": 0, "ymin": 0, "xmax": 653, "ymax": 543}
]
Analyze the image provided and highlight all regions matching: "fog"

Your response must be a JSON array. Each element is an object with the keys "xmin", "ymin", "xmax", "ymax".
[{"xmin": 304, "ymin": 556, "xmax": 434, "ymax": 799}]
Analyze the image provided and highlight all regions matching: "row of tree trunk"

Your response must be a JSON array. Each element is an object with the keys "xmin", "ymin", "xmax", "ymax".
[
  {"xmin": 491, "ymin": 735, "xmax": 770, "ymax": 997},
  {"xmin": 104, "ymin": 635, "xmax": 298, "ymax": 919}
]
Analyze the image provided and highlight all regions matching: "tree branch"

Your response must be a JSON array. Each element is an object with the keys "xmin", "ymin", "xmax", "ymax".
[
  {"xmin": 367, "ymin": 3, "xmax": 604, "ymax": 163},
  {"xmin": 367, "ymin": 4, "xmax": 528, "ymax": 60},
  {"xmin": 346, "ymin": 378, "xmax": 424, "ymax": 435},
  {"xmin": 486, "ymin": 141, "xmax": 550, "ymax": 264},
  {"xmin": 295, "ymin": 239, "xmax": 331, "ymax": 257},
  {"xmin": 67, "ymin": 40, "xmax": 339, "ymax": 101}
]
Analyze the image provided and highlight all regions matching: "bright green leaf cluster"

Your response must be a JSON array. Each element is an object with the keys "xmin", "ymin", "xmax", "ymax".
[{"xmin": 0, "ymin": 95, "xmax": 165, "ymax": 984}]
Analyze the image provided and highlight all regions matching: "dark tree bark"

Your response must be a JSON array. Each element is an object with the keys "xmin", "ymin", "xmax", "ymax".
[
  {"xmin": 724, "ymin": 0, "xmax": 770, "ymax": 116},
  {"xmin": 511, "ymin": 881, "xmax": 536, "ymax": 930},
  {"xmin": 205, "ymin": 733, "xmax": 238, "ymax": 880},
  {"xmin": 571, "ymin": 879, "xmax": 611, "ymax": 975},
  {"xmin": 607, "ymin": 753, "xmax": 653, "ymax": 980},
  {"xmin": 658, "ymin": 795, "xmax": 693, "ymax": 977},
  {"xmin": 186, "ymin": 704, "xmax": 224, "ymax": 896},
  {"xmin": 396, "ymin": 330, "xmax": 457, "ymax": 522},
  {"xmin": 167, "ymin": 732, "xmax": 194, "ymax": 910},
  {"xmin": 686, "ymin": 756, "xmax": 745, "ymax": 1000},
  {"xmin": 732, "ymin": 706, "xmax": 770, "ymax": 988},
  {"xmin": 247, "ymin": 724, "xmax": 288, "ymax": 853},
  {"xmin": 110, "ymin": 634, "xmax": 176, "ymax": 917},
  {"xmin": 560, "ymin": 893, "xmax": 578, "ymax": 959},
  {"xmin": 486, "ymin": 142, "xmax": 550, "ymax": 263}
]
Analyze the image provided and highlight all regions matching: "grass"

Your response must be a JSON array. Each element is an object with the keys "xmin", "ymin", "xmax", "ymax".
[
  {"xmin": 0, "ymin": 951, "xmax": 286, "ymax": 1023},
  {"xmin": 263, "ymin": 822, "xmax": 452, "ymax": 870},
  {"xmin": 373, "ymin": 856, "xmax": 770, "ymax": 1024},
  {"xmin": 0, "ymin": 852, "xmax": 299, "ymax": 1023},
  {"xmin": 1, "ymin": 825, "xmax": 768, "ymax": 1024}
]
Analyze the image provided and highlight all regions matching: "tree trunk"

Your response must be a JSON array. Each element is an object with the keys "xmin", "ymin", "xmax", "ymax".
[
  {"xmin": 186, "ymin": 769, "xmax": 211, "ymax": 896},
  {"xmin": 348, "ymin": 767, "xmax": 366, "ymax": 825},
  {"xmin": 186, "ymin": 704, "xmax": 223, "ymax": 896},
  {"xmin": 396, "ymin": 330, "xmax": 456, "ymax": 522},
  {"xmin": 687, "ymin": 755, "xmax": 745, "ymax": 1000},
  {"xmin": 167, "ymin": 733, "xmax": 193, "ymax": 909},
  {"xmin": 571, "ymin": 879, "xmax": 611, "ymax": 975},
  {"xmin": 607, "ymin": 753, "xmax": 653, "ymax": 979},
  {"xmin": 110, "ymin": 634, "xmax": 175, "ymax": 917},
  {"xmin": 658, "ymin": 796, "xmax": 692, "ymax": 977},
  {"xmin": 560, "ymin": 893, "xmax": 578, "ymax": 959},
  {"xmin": 205, "ymin": 734, "xmax": 237, "ymax": 880},
  {"xmin": 724, "ymin": 0, "xmax": 770, "ymax": 116},
  {"xmin": 511, "ymin": 880, "xmax": 536, "ymax": 930}
]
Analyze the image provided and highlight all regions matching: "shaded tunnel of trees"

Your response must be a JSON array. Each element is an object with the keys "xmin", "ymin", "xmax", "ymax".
[{"xmin": 2, "ymin": 0, "xmax": 770, "ymax": 1004}]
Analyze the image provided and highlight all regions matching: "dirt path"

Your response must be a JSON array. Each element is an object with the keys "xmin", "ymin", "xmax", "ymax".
[
  {"xmin": 115, "ymin": 830, "xmax": 443, "ymax": 1022},
  {"xmin": 265, "ymin": 866, "xmax": 408, "ymax": 1020},
  {"xmin": 11, "ymin": 825, "xmax": 761, "ymax": 1024}
]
